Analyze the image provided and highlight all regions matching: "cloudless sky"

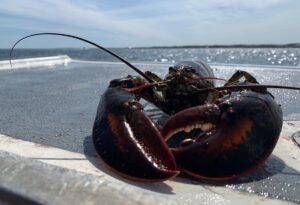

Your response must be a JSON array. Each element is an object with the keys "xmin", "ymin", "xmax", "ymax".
[{"xmin": 0, "ymin": 0, "xmax": 300, "ymax": 48}]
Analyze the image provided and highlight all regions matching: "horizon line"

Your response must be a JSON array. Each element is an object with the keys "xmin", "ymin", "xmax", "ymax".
[{"xmin": 1, "ymin": 43, "xmax": 300, "ymax": 49}]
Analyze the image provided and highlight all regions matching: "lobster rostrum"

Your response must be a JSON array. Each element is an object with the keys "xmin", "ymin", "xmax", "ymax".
[{"xmin": 11, "ymin": 33, "xmax": 300, "ymax": 182}]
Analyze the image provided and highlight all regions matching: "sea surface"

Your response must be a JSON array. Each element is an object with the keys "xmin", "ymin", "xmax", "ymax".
[
  {"xmin": 1, "ymin": 47, "xmax": 300, "ymax": 67},
  {"xmin": 0, "ymin": 47, "xmax": 299, "ymax": 120}
]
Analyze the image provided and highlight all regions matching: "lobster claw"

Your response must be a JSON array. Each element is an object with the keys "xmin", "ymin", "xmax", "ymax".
[
  {"xmin": 162, "ymin": 91, "xmax": 283, "ymax": 182},
  {"xmin": 92, "ymin": 87, "xmax": 179, "ymax": 181}
]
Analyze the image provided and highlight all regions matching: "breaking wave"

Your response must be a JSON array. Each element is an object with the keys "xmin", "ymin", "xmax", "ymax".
[{"xmin": 0, "ymin": 55, "xmax": 71, "ymax": 70}]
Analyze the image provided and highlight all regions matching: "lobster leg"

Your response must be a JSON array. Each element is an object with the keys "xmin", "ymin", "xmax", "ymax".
[
  {"xmin": 92, "ymin": 87, "xmax": 179, "ymax": 181},
  {"xmin": 161, "ymin": 91, "xmax": 283, "ymax": 182},
  {"xmin": 224, "ymin": 70, "xmax": 259, "ymax": 86}
]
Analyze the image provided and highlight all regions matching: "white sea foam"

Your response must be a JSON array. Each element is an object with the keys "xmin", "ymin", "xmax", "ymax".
[{"xmin": 0, "ymin": 55, "xmax": 71, "ymax": 70}]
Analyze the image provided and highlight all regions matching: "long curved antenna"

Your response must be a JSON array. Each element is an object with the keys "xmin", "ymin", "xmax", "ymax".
[
  {"xmin": 10, "ymin": 32, "xmax": 154, "ymax": 83},
  {"xmin": 197, "ymin": 84, "xmax": 300, "ymax": 92}
]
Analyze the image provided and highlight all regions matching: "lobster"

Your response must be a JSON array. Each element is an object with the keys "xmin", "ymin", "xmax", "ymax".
[{"xmin": 11, "ymin": 33, "xmax": 300, "ymax": 182}]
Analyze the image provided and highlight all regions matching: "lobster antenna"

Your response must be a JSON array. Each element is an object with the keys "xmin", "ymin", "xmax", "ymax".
[
  {"xmin": 10, "ymin": 32, "xmax": 154, "ymax": 83},
  {"xmin": 197, "ymin": 84, "xmax": 300, "ymax": 92}
]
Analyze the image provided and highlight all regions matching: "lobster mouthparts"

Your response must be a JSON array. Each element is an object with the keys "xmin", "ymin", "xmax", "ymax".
[
  {"xmin": 93, "ymin": 87, "xmax": 179, "ymax": 182},
  {"xmin": 162, "ymin": 91, "xmax": 283, "ymax": 182}
]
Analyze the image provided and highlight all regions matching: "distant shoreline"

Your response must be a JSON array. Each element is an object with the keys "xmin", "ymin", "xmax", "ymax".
[
  {"xmin": 134, "ymin": 43, "xmax": 300, "ymax": 49},
  {"xmin": 1, "ymin": 43, "xmax": 300, "ymax": 50}
]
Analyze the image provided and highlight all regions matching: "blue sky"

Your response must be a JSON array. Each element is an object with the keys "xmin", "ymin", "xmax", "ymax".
[{"xmin": 0, "ymin": 0, "xmax": 300, "ymax": 48}]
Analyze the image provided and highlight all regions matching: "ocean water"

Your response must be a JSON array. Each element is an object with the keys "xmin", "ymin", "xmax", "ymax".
[
  {"xmin": 0, "ymin": 47, "xmax": 300, "ymax": 120},
  {"xmin": 1, "ymin": 47, "xmax": 300, "ymax": 67}
]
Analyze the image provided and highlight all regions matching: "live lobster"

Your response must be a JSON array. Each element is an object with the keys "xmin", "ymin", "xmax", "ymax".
[{"xmin": 11, "ymin": 33, "xmax": 300, "ymax": 182}]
